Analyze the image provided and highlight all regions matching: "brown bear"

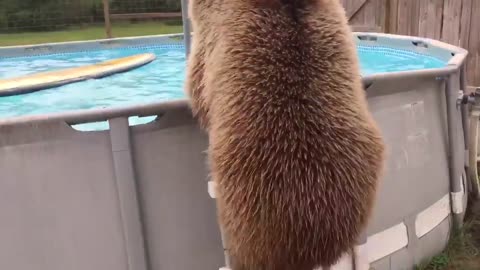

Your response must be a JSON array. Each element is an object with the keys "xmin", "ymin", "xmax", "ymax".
[{"xmin": 185, "ymin": 0, "xmax": 386, "ymax": 269}]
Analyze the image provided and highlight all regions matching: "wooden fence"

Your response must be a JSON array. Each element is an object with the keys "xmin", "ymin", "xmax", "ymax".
[{"xmin": 340, "ymin": 0, "xmax": 480, "ymax": 87}]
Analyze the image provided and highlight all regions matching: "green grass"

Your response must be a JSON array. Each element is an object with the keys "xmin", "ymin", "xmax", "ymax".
[
  {"xmin": 416, "ymin": 223, "xmax": 479, "ymax": 270},
  {"xmin": 0, "ymin": 21, "xmax": 184, "ymax": 47},
  {"xmin": 416, "ymin": 200, "xmax": 480, "ymax": 270}
]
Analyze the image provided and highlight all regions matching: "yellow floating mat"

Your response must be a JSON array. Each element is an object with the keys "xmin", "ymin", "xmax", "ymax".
[{"xmin": 0, "ymin": 53, "xmax": 156, "ymax": 97}]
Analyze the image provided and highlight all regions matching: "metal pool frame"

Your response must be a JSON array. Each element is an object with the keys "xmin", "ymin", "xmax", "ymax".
[{"xmin": 0, "ymin": 19, "xmax": 471, "ymax": 270}]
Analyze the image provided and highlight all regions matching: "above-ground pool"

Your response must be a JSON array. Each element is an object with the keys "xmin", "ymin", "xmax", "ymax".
[{"xmin": 0, "ymin": 33, "xmax": 471, "ymax": 270}]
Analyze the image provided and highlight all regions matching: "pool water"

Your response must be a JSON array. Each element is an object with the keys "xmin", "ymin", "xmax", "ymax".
[{"xmin": 0, "ymin": 44, "xmax": 447, "ymax": 125}]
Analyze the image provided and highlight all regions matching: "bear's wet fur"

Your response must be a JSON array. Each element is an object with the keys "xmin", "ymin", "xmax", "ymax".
[{"xmin": 185, "ymin": 0, "xmax": 386, "ymax": 269}]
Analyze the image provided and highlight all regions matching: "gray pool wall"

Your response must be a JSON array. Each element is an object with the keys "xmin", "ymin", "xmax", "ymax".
[{"xmin": 0, "ymin": 33, "xmax": 470, "ymax": 270}]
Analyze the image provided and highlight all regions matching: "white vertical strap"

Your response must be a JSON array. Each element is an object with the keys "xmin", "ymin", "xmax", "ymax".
[
  {"xmin": 210, "ymin": 181, "xmax": 230, "ymax": 270},
  {"xmin": 451, "ymin": 176, "xmax": 465, "ymax": 214},
  {"xmin": 208, "ymin": 181, "xmax": 217, "ymax": 198},
  {"xmin": 355, "ymin": 244, "xmax": 370, "ymax": 270},
  {"xmin": 330, "ymin": 251, "xmax": 354, "ymax": 270},
  {"xmin": 451, "ymin": 191, "xmax": 464, "ymax": 214}
]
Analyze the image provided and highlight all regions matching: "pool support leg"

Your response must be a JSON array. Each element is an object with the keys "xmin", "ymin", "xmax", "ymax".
[
  {"xmin": 445, "ymin": 75, "xmax": 464, "ymax": 231},
  {"xmin": 109, "ymin": 118, "xmax": 149, "ymax": 270},
  {"xmin": 468, "ymin": 110, "xmax": 480, "ymax": 198},
  {"xmin": 181, "ymin": 0, "xmax": 191, "ymax": 56},
  {"xmin": 460, "ymin": 66, "xmax": 470, "ymax": 170}
]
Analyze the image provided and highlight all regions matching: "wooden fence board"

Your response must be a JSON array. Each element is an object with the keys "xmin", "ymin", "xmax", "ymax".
[
  {"xmin": 396, "ymin": 0, "xmax": 421, "ymax": 35},
  {"xmin": 347, "ymin": 0, "xmax": 368, "ymax": 19},
  {"xmin": 375, "ymin": 0, "xmax": 387, "ymax": 31},
  {"xmin": 434, "ymin": 0, "xmax": 445, "ymax": 39},
  {"xmin": 386, "ymin": 0, "xmax": 399, "ymax": 33},
  {"xmin": 468, "ymin": 0, "xmax": 480, "ymax": 85},
  {"xmin": 410, "ymin": 0, "xmax": 420, "ymax": 36},
  {"xmin": 418, "ymin": 0, "xmax": 443, "ymax": 39},
  {"xmin": 460, "ymin": 0, "xmax": 473, "ymax": 49},
  {"xmin": 441, "ymin": 0, "xmax": 462, "ymax": 45}
]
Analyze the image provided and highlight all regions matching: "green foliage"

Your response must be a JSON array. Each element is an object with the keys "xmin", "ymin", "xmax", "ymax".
[
  {"xmin": 0, "ymin": 21, "xmax": 183, "ymax": 46},
  {"xmin": 415, "ymin": 218, "xmax": 480, "ymax": 270},
  {"xmin": 7, "ymin": 9, "xmax": 65, "ymax": 31},
  {"xmin": 0, "ymin": 12, "xmax": 7, "ymax": 29},
  {"xmin": 417, "ymin": 254, "xmax": 450, "ymax": 270},
  {"xmin": 0, "ymin": 0, "xmax": 181, "ymax": 33},
  {"xmin": 110, "ymin": 0, "xmax": 181, "ymax": 13}
]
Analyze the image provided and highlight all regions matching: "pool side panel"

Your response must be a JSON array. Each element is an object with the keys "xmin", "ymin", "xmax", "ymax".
[
  {"xmin": 365, "ymin": 76, "xmax": 451, "ymax": 234},
  {"xmin": 0, "ymin": 122, "xmax": 129, "ymax": 270},
  {"xmin": 130, "ymin": 105, "xmax": 225, "ymax": 270}
]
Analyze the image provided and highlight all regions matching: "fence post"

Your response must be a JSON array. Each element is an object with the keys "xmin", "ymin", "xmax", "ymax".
[
  {"xmin": 181, "ymin": 0, "xmax": 191, "ymax": 56},
  {"xmin": 103, "ymin": 0, "xmax": 113, "ymax": 39},
  {"xmin": 385, "ymin": 0, "xmax": 391, "ymax": 33}
]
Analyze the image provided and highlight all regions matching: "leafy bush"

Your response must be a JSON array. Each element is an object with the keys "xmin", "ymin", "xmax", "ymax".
[
  {"xmin": 0, "ymin": 12, "xmax": 7, "ymax": 29},
  {"xmin": 6, "ymin": 9, "xmax": 65, "ymax": 31},
  {"xmin": 0, "ymin": 0, "xmax": 182, "ymax": 33}
]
